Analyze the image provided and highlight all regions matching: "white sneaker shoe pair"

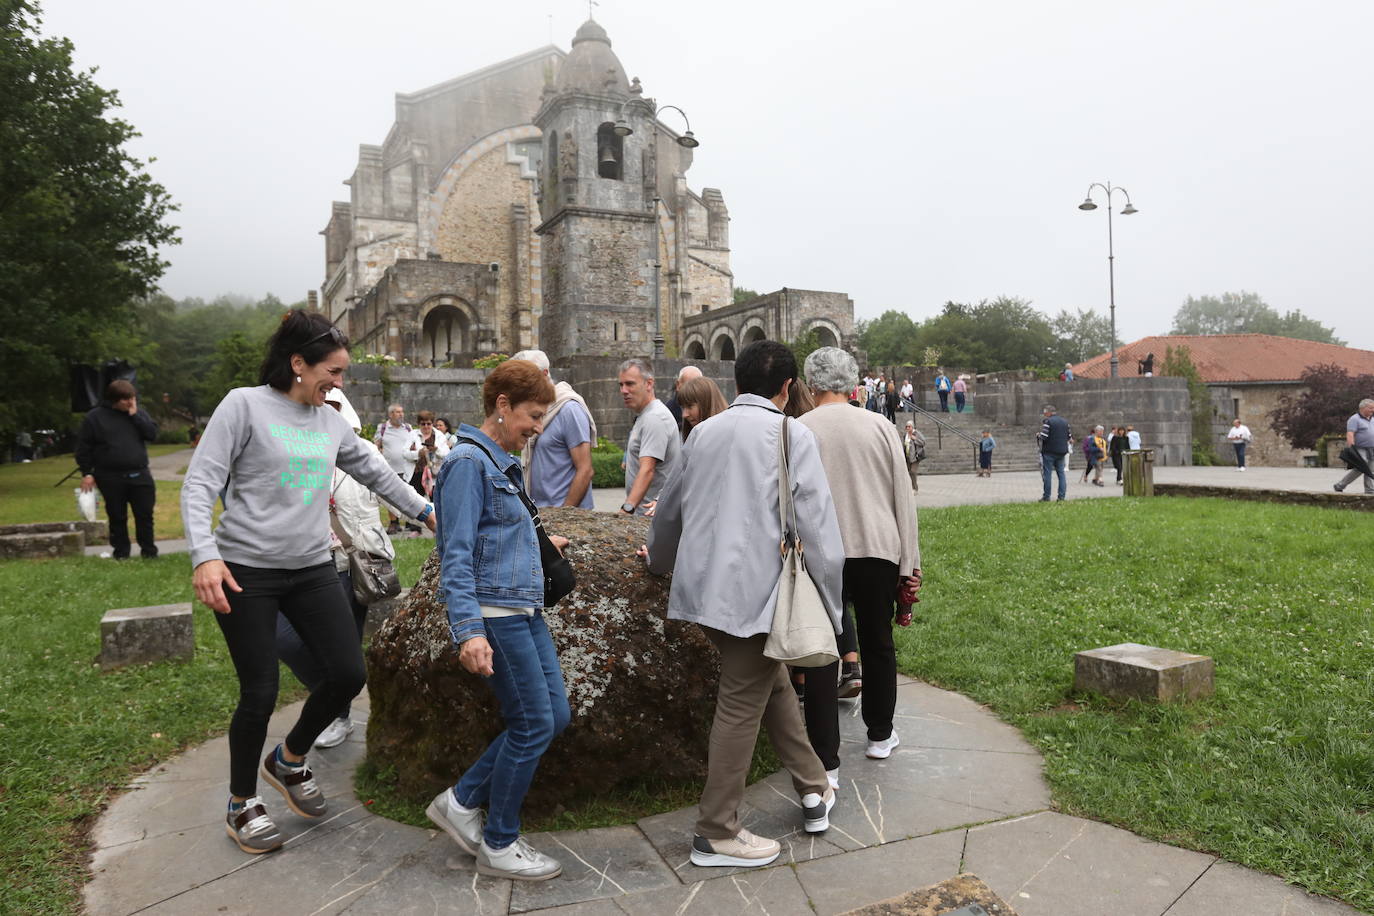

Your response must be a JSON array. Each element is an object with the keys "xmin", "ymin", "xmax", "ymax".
[{"xmin": 426, "ymin": 789, "xmax": 562, "ymax": 880}]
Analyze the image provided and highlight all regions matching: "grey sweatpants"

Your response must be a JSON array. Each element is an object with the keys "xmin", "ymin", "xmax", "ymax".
[{"xmin": 1336, "ymin": 446, "xmax": 1374, "ymax": 494}]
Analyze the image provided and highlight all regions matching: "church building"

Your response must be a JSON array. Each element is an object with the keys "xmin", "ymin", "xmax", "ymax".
[{"xmin": 320, "ymin": 20, "xmax": 740, "ymax": 364}]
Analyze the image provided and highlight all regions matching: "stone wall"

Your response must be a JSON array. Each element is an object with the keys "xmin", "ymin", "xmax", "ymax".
[
  {"xmin": 681, "ymin": 288, "xmax": 854, "ymax": 360},
  {"xmin": 1207, "ymin": 382, "xmax": 1311, "ymax": 467},
  {"xmin": 975, "ymin": 377, "xmax": 1193, "ymax": 466},
  {"xmin": 551, "ymin": 355, "xmax": 737, "ymax": 446}
]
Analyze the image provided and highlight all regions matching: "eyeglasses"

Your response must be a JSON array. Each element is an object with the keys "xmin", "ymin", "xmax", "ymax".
[
  {"xmin": 305, "ymin": 325, "xmax": 346, "ymax": 348},
  {"xmin": 419, "ymin": 421, "xmax": 433, "ymax": 426}
]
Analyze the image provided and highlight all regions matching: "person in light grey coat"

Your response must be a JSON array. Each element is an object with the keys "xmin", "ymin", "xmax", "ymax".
[{"xmin": 647, "ymin": 340, "xmax": 845, "ymax": 870}]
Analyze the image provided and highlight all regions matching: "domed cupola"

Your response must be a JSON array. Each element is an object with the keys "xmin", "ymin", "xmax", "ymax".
[{"xmin": 555, "ymin": 19, "xmax": 630, "ymax": 96}]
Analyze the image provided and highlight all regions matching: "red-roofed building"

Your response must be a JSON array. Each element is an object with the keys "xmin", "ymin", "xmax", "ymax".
[{"xmin": 1071, "ymin": 334, "xmax": 1374, "ymax": 466}]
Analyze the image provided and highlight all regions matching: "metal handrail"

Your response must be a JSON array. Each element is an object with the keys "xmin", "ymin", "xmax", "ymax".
[{"xmin": 903, "ymin": 404, "xmax": 981, "ymax": 472}]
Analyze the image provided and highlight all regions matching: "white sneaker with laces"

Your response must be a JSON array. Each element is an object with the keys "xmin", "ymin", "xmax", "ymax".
[
  {"xmin": 313, "ymin": 717, "xmax": 354, "ymax": 749},
  {"xmin": 426, "ymin": 788, "xmax": 483, "ymax": 856},
  {"xmin": 477, "ymin": 836, "xmax": 562, "ymax": 880},
  {"xmin": 865, "ymin": 731, "xmax": 901, "ymax": 759},
  {"xmin": 825, "ymin": 767, "xmax": 840, "ymax": 790},
  {"xmin": 802, "ymin": 787, "xmax": 836, "ymax": 833}
]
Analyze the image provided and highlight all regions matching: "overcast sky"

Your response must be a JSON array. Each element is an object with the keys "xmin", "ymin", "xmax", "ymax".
[{"xmin": 41, "ymin": 0, "xmax": 1374, "ymax": 349}]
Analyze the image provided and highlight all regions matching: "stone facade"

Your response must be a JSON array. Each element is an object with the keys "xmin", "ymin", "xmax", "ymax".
[
  {"xmin": 1208, "ymin": 382, "xmax": 1313, "ymax": 467},
  {"xmin": 681, "ymin": 289, "xmax": 854, "ymax": 360}
]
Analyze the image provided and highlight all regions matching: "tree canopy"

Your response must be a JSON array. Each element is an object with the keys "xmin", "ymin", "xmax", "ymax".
[
  {"xmin": 0, "ymin": 1, "xmax": 179, "ymax": 434},
  {"xmin": 1269, "ymin": 364, "xmax": 1374, "ymax": 450},
  {"xmin": 1170, "ymin": 292, "xmax": 1344, "ymax": 345}
]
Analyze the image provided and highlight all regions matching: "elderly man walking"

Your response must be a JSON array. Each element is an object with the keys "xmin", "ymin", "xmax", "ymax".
[
  {"xmin": 799, "ymin": 347, "xmax": 921, "ymax": 768},
  {"xmin": 618, "ymin": 358, "xmax": 681, "ymax": 516},
  {"xmin": 513, "ymin": 349, "xmax": 598, "ymax": 509},
  {"xmin": 647, "ymin": 340, "xmax": 844, "ymax": 868},
  {"xmin": 1037, "ymin": 405, "xmax": 1073, "ymax": 502},
  {"xmin": 1334, "ymin": 398, "xmax": 1374, "ymax": 494}
]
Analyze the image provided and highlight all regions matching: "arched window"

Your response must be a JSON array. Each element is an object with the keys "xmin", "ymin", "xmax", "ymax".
[
  {"xmin": 684, "ymin": 340, "xmax": 706, "ymax": 359},
  {"xmin": 712, "ymin": 332, "xmax": 737, "ymax": 361},
  {"xmin": 742, "ymin": 326, "xmax": 766, "ymax": 346},
  {"xmin": 813, "ymin": 325, "xmax": 839, "ymax": 349},
  {"xmin": 596, "ymin": 122, "xmax": 623, "ymax": 180},
  {"xmin": 422, "ymin": 304, "xmax": 470, "ymax": 366}
]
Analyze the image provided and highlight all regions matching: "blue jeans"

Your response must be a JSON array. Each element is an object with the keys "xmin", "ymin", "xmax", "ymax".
[
  {"xmin": 1233, "ymin": 442, "xmax": 1246, "ymax": 468},
  {"xmin": 1041, "ymin": 453, "xmax": 1067, "ymax": 500},
  {"xmin": 954, "ymin": 392, "xmax": 966, "ymax": 412},
  {"xmin": 455, "ymin": 613, "xmax": 570, "ymax": 849}
]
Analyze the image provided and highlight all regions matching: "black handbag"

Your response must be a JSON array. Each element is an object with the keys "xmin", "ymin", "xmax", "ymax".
[
  {"xmin": 457, "ymin": 436, "xmax": 577, "ymax": 607},
  {"xmin": 329, "ymin": 507, "xmax": 401, "ymax": 605}
]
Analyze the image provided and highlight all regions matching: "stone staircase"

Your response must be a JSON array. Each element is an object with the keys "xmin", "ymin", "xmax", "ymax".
[{"xmin": 901, "ymin": 410, "xmax": 1053, "ymax": 476}]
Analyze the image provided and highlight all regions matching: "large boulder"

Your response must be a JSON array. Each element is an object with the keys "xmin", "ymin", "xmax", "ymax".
[{"xmin": 365, "ymin": 509, "xmax": 720, "ymax": 815}]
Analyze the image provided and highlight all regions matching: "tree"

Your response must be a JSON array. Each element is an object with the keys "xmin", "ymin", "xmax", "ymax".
[
  {"xmin": 1170, "ymin": 292, "xmax": 1344, "ymax": 345},
  {"xmin": 1160, "ymin": 346, "xmax": 1218, "ymax": 465},
  {"xmin": 732, "ymin": 287, "xmax": 759, "ymax": 305},
  {"xmin": 1050, "ymin": 308, "xmax": 1118, "ymax": 364},
  {"xmin": 0, "ymin": 1, "xmax": 178, "ymax": 436},
  {"xmin": 788, "ymin": 328, "xmax": 822, "ymax": 368},
  {"xmin": 1269, "ymin": 364, "xmax": 1374, "ymax": 451},
  {"xmin": 912, "ymin": 297, "xmax": 1059, "ymax": 371},
  {"xmin": 856, "ymin": 310, "xmax": 920, "ymax": 365}
]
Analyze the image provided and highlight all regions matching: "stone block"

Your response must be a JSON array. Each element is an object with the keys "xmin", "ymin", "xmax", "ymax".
[
  {"xmin": 1074, "ymin": 642, "xmax": 1213, "ymax": 703},
  {"xmin": 0, "ymin": 520, "xmax": 107, "ymax": 543},
  {"xmin": 0, "ymin": 530, "xmax": 83, "ymax": 559},
  {"xmin": 100, "ymin": 603, "xmax": 195, "ymax": 671},
  {"xmin": 839, "ymin": 873, "xmax": 1017, "ymax": 916}
]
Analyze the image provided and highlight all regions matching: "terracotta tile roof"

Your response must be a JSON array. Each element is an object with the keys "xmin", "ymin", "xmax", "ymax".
[{"xmin": 1070, "ymin": 334, "xmax": 1374, "ymax": 384}]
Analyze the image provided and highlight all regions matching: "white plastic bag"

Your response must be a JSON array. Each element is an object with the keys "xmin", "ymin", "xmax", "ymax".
[{"xmin": 75, "ymin": 487, "xmax": 97, "ymax": 522}]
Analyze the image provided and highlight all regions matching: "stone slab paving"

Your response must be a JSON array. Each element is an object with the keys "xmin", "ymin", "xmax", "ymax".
[{"xmin": 83, "ymin": 672, "xmax": 1363, "ymax": 915}]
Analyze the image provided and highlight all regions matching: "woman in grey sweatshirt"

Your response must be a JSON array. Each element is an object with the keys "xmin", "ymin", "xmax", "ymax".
[{"xmin": 182, "ymin": 310, "xmax": 434, "ymax": 855}]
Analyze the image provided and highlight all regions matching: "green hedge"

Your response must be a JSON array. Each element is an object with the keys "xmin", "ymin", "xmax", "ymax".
[{"xmin": 591, "ymin": 447, "xmax": 624, "ymax": 489}]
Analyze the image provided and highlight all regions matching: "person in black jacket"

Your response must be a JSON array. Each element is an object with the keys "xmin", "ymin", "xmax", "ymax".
[
  {"xmin": 75, "ymin": 379, "xmax": 160, "ymax": 558},
  {"xmin": 1036, "ymin": 404, "xmax": 1073, "ymax": 502}
]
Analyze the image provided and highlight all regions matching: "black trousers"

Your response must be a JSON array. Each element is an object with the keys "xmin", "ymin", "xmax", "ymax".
[
  {"xmin": 275, "ymin": 569, "xmax": 368, "ymax": 722},
  {"xmin": 95, "ymin": 468, "xmax": 157, "ymax": 558},
  {"xmin": 215, "ymin": 562, "xmax": 366, "ymax": 797},
  {"xmin": 799, "ymin": 557, "xmax": 901, "ymax": 769}
]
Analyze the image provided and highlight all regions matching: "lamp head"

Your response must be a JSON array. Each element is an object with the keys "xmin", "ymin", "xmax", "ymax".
[
  {"xmin": 1121, "ymin": 202, "xmax": 1138, "ymax": 215},
  {"xmin": 676, "ymin": 131, "xmax": 699, "ymax": 148},
  {"xmin": 613, "ymin": 119, "xmax": 633, "ymax": 137},
  {"xmin": 1078, "ymin": 198, "xmax": 1097, "ymax": 211}
]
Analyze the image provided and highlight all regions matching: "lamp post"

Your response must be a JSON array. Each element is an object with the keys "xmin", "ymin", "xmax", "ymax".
[{"xmin": 1077, "ymin": 182, "xmax": 1138, "ymax": 378}]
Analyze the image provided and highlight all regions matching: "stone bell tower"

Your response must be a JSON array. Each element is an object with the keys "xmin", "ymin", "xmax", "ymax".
[{"xmin": 534, "ymin": 20, "xmax": 665, "ymax": 358}]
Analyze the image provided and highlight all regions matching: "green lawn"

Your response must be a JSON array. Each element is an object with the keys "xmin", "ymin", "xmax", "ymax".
[
  {"xmin": 904, "ymin": 497, "xmax": 1374, "ymax": 911},
  {"xmin": 0, "ymin": 446, "xmax": 189, "ymax": 540}
]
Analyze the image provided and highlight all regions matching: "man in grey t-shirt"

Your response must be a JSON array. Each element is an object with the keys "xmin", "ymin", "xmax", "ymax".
[
  {"xmin": 1334, "ymin": 398, "xmax": 1374, "ymax": 494},
  {"xmin": 619, "ymin": 358, "xmax": 680, "ymax": 516}
]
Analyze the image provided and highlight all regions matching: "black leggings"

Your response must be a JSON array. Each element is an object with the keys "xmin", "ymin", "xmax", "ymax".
[{"xmin": 216, "ymin": 562, "xmax": 366, "ymax": 797}]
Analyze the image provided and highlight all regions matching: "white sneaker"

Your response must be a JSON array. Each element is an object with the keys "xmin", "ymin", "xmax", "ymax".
[
  {"xmin": 426, "ymin": 788, "xmax": 483, "ymax": 856},
  {"xmin": 802, "ymin": 787, "xmax": 836, "ymax": 833},
  {"xmin": 865, "ymin": 731, "xmax": 900, "ymax": 759},
  {"xmin": 825, "ymin": 767, "xmax": 840, "ymax": 790},
  {"xmin": 477, "ymin": 836, "xmax": 562, "ymax": 881},
  {"xmin": 313, "ymin": 717, "xmax": 354, "ymax": 749}
]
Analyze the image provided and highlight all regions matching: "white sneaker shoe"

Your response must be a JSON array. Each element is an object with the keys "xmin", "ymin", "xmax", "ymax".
[
  {"xmin": 426, "ymin": 788, "xmax": 483, "ymax": 856},
  {"xmin": 802, "ymin": 787, "xmax": 836, "ymax": 833},
  {"xmin": 313, "ymin": 717, "xmax": 354, "ymax": 749},
  {"xmin": 825, "ymin": 767, "xmax": 840, "ymax": 790},
  {"xmin": 477, "ymin": 836, "xmax": 562, "ymax": 881},
  {"xmin": 865, "ymin": 731, "xmax": 900, "ymax": 759}
]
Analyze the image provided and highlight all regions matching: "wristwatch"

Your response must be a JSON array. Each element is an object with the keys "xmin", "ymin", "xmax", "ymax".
[{"xmin": 620, "ymin": 502, "xmax": 636, "ymax": 514}]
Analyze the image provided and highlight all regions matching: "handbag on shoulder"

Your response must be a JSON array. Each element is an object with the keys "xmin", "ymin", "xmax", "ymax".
[
  {"xmin": 762, "ymin": 417, "xmax": 838, "ymax": 668},
  {"xmin": 329, "ymin": 507, "xmax": 401, "ymax": 606}
]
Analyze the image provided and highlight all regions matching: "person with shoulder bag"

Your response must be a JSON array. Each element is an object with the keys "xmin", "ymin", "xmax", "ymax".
[{"xmin": 274, "ymin": 388, "xmax": 397, "ymax": 750}]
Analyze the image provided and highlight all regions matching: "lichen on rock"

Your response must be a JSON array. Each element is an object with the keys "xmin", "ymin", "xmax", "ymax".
[{"xmin": 364, "ymin": 509, "xmax": 719, "ymax": 815}]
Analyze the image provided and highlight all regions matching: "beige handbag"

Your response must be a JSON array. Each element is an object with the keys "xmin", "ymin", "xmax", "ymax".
[{"xmin": 763, "ymin": 417, "xmax": 839, "ymax": 668}]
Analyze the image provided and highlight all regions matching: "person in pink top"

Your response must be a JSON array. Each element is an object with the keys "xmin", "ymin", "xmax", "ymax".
[{"xmin": 952, "ymin": 377, "xmax": 969, "ymax": 413}]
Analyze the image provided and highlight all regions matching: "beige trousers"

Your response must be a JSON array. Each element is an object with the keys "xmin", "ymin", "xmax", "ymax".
[
  {"xmin": 696, "ymin": 628, "xmax": 829, "ymax": 839},
  {"xmin": 907, "ymin": 462, "xmax": 920, "ymax": 492}
]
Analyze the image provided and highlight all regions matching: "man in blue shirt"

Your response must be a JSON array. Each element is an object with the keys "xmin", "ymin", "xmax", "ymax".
[
  {"xmin": 934, "ymin": 370, "xmax": 952, "ymax": 412},
  {"xmin": 514, "ymin": 350, "xmax": 597, "ymax": 509},
  {"xmin": 1036, "ymin": 404, "xmax": 1073, "ymax": 502},
  {"xmin": 1334, "ymin": 398, "xmax": 1374, "ymax": 495}
]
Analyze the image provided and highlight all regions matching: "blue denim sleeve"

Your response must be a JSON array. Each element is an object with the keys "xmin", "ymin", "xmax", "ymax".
[{"xmin": 435, "ymin": 453, "xmax": 487, "ymax": 646}]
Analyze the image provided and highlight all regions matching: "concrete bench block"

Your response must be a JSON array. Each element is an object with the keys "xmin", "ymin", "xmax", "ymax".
[
  {"xmin": 101, "ymin": 603, "xmax": 195, "ymax": 671},
  {"xmin": 1074, "ymin": 642, "xmax": 1214, "ymax": 702},
  {"xmin": 364, "ymin": 588, "xmax": 410, "ymax": 638},
  {"xmin": 0, "ymin": 530, "xmax": 84, "ymax": 559}
]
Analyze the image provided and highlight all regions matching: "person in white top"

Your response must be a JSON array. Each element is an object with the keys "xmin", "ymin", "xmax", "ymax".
[{"xmin": 1226, "ymin": 419, "xmax": 1252, "ymax": 471}]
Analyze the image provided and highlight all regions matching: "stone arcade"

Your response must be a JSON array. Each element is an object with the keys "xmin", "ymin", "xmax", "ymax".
[{"xmin": 318, "ymin": 20, "xmax": 854, "ymax": 363}]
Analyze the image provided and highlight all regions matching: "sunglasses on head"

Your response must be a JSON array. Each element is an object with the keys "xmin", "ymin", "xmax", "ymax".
[{"xmin": 304, "ymin": 325, "xmax": 346, "ymax": 348}]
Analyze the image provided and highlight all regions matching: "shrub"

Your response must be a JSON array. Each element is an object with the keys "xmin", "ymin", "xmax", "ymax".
[{"xmin": 591, "ymin": 441, "xmax": 625, "ymax": 489}]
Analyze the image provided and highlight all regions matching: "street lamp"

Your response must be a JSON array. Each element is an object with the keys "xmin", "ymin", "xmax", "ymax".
[{"xmin": 1077, "ymin": 182, "xmax": 1138, "ymax": 378}]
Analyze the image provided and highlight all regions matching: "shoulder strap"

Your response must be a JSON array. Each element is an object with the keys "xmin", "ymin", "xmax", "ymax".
[
  {"xmin": 456, "ymin": 434, "xmax": 543, "ymax": 523},
  {"xmin": 777, "ymin": 417, "xmax": 800, "ymax": 556}
]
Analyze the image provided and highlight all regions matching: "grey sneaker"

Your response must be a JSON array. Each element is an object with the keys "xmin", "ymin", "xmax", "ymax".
[
  {"xmin": 477, "ymin": 836, "xmax": 562, "ymax": 881},
  {"xmin": 225, "ymin": 796, "xmax": 283, "ymax": 854},
  {"xmin": 313, "ymin": 717, "xmax": 353, "ymax": 749},
  {"xmin": 690, "ymin": 829, "xmax": 781, "ymax": 868},
  {"xmin": 261, "ymin": 747, "xmax": 327, "ymax": 818},
  {"xmin": 426, "ymin": 788, "xmax": 483, "ymax": 856},
  {"xmin": 802, "ymin": 787, "xmax": 836, "ymax": 833}
]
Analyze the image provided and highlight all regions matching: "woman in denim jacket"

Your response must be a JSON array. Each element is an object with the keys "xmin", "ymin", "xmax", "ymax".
[{"xmin": 426, "ymin": 359, "xmax": 571, "ymax": 882}]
